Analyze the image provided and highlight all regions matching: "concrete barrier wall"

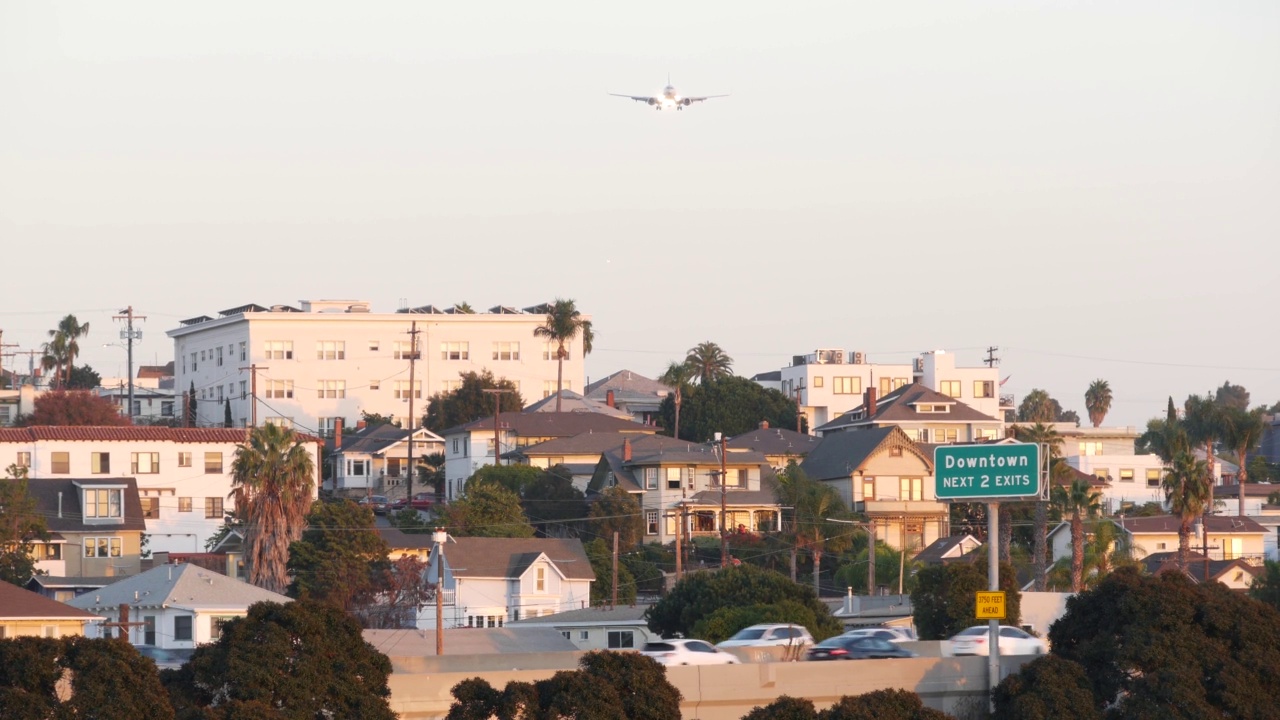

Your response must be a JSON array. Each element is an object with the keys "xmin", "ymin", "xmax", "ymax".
[{"xmin": 386, "ymin": 654, "xmax": 1033, "ymax": 720}]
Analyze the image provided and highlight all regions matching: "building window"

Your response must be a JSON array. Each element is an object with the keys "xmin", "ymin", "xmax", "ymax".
[
  {"xmin": 974, "ymin": 380, "xmax": 994, "ymax": 398},
  {"xmin": 1079, "ymin": 441, "xmax": 1104, "ymax": 456},
  {"xmin": 889, "ymin": 446, "xmax": 903, "ymax": 457},
  {"xmin": 205, "ymin": 497, "xmax": 224, "ymax": 519},
  {"xmin": 394, "ymin": 381, "xmax": 422, "ymax": 400},
  {"xmin": 347, "ymin": 460, "xmax": 367, "ymax": 476},
  {"xmin": 316, "ymin": 341, "xmax": 345, "ymax": 360},
  {"xmin": 1146, "ymin": 469, "xmax": 1162, "ymax": 488},
  {"xmin": 900, "ymin": 477, "xmax": 923, "ymax": 501},
  {"xmin": 863, "ymin": 479, "xmax": 875, "ymax": 501},
  {"xmin": 216, "ymin": 346, "xmax": 224, "ymax": 366},
  {"xmin": 369, "ymin": 380, "xmax": 380, "ymax": 391},
  {"xmin": 734, "ymin": 468, "xmax": 747, "ymax": 487},
  {"xmin": 1119, "ymin": 468, "xmax": 1134, "ymax": 483},
  {"xmin": 813, "ymin": 376, "xmax": 824, "ymax": 388},
  {"xmin": 607, "ymin": 631, "xmax": 634, "ymax": 649},
  {"xmin": 939, "ymin": 380, "xmax": 961, "ymax": 398},
  {"xmin": 644, "ymin": 468, "xmax": 657, "ymax": 490},
  {"xmin": 369, "ymin": 341, "xmax": 380, "ymax": 352},
  {"xmin": 191, "ymin": 352, "xmax": 198, "ymax": 371},
  {"xmin": 16, "ymin": 452, "xmax": 30, "ymax": 468},
  {"xmin": 178, "ymin": 452, "xmax": 192, "ymax": 468},
  {"xmin": 543, "ymin": 342, "xmax": 570, "ymax": 361},
  {"xmin": 492, "ymin": 342, "xmax": 520, "ymax": 361},
  {"xmin": 393, "ymin": 341, "xmax": 418, "ymax": 360},
  {"xmin": 84, "ymin": 537, "xmax": 122, "ymax": 558},
  {"xmin": 131, "ymin": 452, "xmax": 159, "ymax": 474},
  {"xmin": 666, "ymin": 467, "xmax": 681, "ymax": 490},
  {"xmin": 205, "ymin": 452, "xmax": 224, "ymax": 474},
  {"xmin": 239, "ymin": 341, "xmax": 246, "ymax": 361},
  {"xmin": 264, "ymin": 341, "xmax": 293, "ymax": 360},
  {"xmin": 536, "ymin": 567, "xmax": 546, "ymax": 593},
  {"xmin": 51, "ymin": 452, "xmax": 70, "ymax": 474},
  {"xmin": 440, "ymin": 342, "xmax": 469, "ymax": 361},
  {"xmin": 880, "ymin": 377, "xmax": 893, "ymax": 396},
  {"xmin": 91, "ymin": 452, "xmax": 110, "ymax": 474},
  {"xmin": 317, "ymin": 380, "xmax": 346, "ymax": 399},
  {"xmin": 1093, "ymin": 469, "xmax": 1110, "ymax": 481},
  {"xmin": 441, "ymin": 379, "xmax": 463, "ymax": 393},
  {"xmin": 174, "ymin": 615, "xmax": 193, "ymax": 642},
  {"xmin": 265, "ymin": 380, "xmax": 293, "ymax": 399},
  {"xmin": 85, "ymin": 489, "xmax": 122, "ymax": 518},
  {"xmin": 561, "ymin": 630, "xmax": 570, "ymax": 640},
  {"xmin": 210, "ymin": 616, "xmax": 236, "ymax": 641},
  {"xmin": 646, "ymin": 510, "xmax": 659, "ymax": 535},
  {"xmin": 936, "ymin": 428, "xmax": 958, "ymax": 443},
  {"xmin": 178, "ymin": 497, "xmax": 192, "ymax": 513},
  {"xmin": 140, "ymin": 497, "xmax": 159, "ymax": 519},
  {"xmin": 832, "ymin": 377, "xmax": 860, "ymax": 395},
  {"xmin": 239, "ymin": 381, "xmax": 247, "ymax": 399},
  {"xmin": 161, "ymin": 401, "xmax": 174, "ymax": 417},
  {"xmin": 143, "ymin": 616, "xmax": 156, "ymax": 646}
]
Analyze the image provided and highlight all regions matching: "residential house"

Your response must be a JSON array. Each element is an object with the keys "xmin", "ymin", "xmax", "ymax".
[
  {"xmin": 22, "ymin": 476, "xmax": 147, "ymax": 577},
  {"xmin": 377, "ymin": 531, "xmax": 595, "ymax": 630},
  {"xmin": 0, "ymin": 427, "xmax": 321, "ymax": 554},
  {"xmin": 166, "ymin": 300, "xmax": 588, "ymax": 433},
  {"xmin": 525, "ymin": 389, "xmax": 634, "ymax": 420},
  {"xmin": 1013, "ymin": 423, "xmax": 1167, "ymax": 514},
  {"xmin": 590, "ymin": 438, "xmax": 780, "ymax": 546},
  {"xmin": 583, "ymin": 370, "xmax": 673, "ymax": 426},
  {"xmin": 26, "ymin": 576, "xmax": 112, "ymax": 603},
  {"xmin": 0, "ymin": 582, "xmax": 100, "ymax": 638},
  {"xmin": 328, "ymin": 422, "xmax": 444, "ymax": 494},
  {"xmin": 815, "ymin": 384, "xmax": 1004, "ymax": 444},
  {"xmin": 97, "ymin": 362, "xmax": 177, "ymax": 422},
  {"xmin": 0, "ymin": 384, "xmax": 39, "ymax": 427},
  {"xmin": 1049, "ymin": 515, "xmax": 1268, "ymax": 568},
  {"xmin": 506, "ymin": 604, "xmax": 659, "ymax": 651},
  {"xmin": 506, "ymin": 430, "xmax": 679, "ymax": 492},
  {"xmin": 913, "ymin": 534, "xmax": 983, "ymax": 566},
  {"xmin": 66, "ymin": 562, "xmax": 291, "ymax": 649},
  {"xmin": 1143, "ymin": 552, "xmax": 1261, "ymax": 591},
  {"xmin": 799, "ymin": 426, "xmax": 948, "ymax": 554},
  {"xmin": 749, "ymin": 371, "xmax": 782, "ymax": 392},
  {"xmin": 725, "ymin": 422, "xmax": 821, "ymax": 471},
  {"xmin": 442, "ymin": 411, "xmax": 647, "ymax": 500}
]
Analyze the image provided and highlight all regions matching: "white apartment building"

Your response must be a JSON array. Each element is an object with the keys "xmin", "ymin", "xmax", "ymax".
[
  {"xmin": 0, "ymin": 427, "xmax": 321, "ymax": 555},
  {"xmin": 166, "ymin": 300, "xmax": 587, "ymax": 435},
  {"xmin": 777, "ymin": 349, "xmax": 1008, "ymax": 431}
]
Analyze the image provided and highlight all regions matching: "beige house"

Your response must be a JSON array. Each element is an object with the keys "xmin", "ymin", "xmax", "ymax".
[
  {"xmin": 20, "ymin": 477, "xmax": 147, "ymax": 578},
  {"xmin": 0, "ymin": 581, "xmax": 100, "ymax": 638},
  {"xmin": 1050, "ymin": 514, "xmax": 1268, "ymax": 567}
]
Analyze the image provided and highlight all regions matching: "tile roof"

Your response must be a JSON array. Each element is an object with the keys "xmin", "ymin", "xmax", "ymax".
[
  {"xmin": 0, "ymin": 426, "xmax": 322, "ymax": 445},
  {"xmin": 446, "ymin": 412, "xmax": 645, "ymax": 437},
  {"xmin": 24, "ymin": 478, "xmax": 147, "ymax": 533},
  {"xmin": 800, "ymin": 427, "xmax": 928, "ymax": 481},
  {"xmin": 136, "ymin": 362, "xmax": 175, "ymax": 379},
  {"xmin": 0, "ymin": 582, "xmax": 100, "ymax": 621},
  {"xmin": 725, "ymin": 427, "xmax": 821, "ymax": 457},
  {"xmin": 66, "ymin": 563, "xmax": 290, "ymax": 613},
  {"xmin": 378, "ymin": 532, "xmax": 595, "ymax": 582},
  {"xmin": 816, "ymin": 384, "xmax": 1000, "ymax": 431},
  {"xmin": 1116, "ymin": 515, "xmax": 1266, "ymax": 534}
]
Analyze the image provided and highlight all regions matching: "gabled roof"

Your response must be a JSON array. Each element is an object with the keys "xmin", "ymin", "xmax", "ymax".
[
  {"xmin": 816, "ymin": 384, "xmax": 1000, "ymax": 432},
  {"xmin": 137, "ymin": 362, "xmax": 175, "ymax": 379},
  {"xmin": 376, "ymin": 533, "xmax": 595, "ymax": 582},
  {"xmin": 725, "ymin": 426, "xmax": 820, "ymax": 457},
  {"xmin": 1114, "ymin": 515, "xmax": 1266, "ymax": 535},
  {"xmin": 583, "ymin": 370, "xmax": 672, "ymax": 402},
  {"xmin": 0, "ymin": 582, "xmax": 100, "ymax": 621},
  {"xmin": 522, "ymin": 391, "xmax": 634, "ymax": 419},
  {"xmin": 1142, "ymin": 552, "xmax": 1262, "ymax": 584},
  {"xmin": 23, "ymin": 478, "xmax": 147, "ymax": 533},
  {"xmin": 334, "ymin": 424, "xmax": 443, "ymax": 455},
  {"xmin": 66, "ymin": 563, "xmax": 290, "ymax": 613},
  {"xmin": 914, "ymin": 535, "xmax": 982, "ymax": 565},
  {"xmin": 445, "ymin": 412, "xmax": 644, "ymax": 437},
  {"xmin": 27, "ymin": 576, "xmax": 114, "ymax": 591},
  {"xmin": 800, "ymin": 426, "xmax": 931, "ymax": 482},
  {"xmin": 513, "ymin": 431, "xmax": 684, "ymax": 458}
]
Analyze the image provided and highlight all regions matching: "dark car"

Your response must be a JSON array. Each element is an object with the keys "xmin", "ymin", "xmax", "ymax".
[
  {"xmin": 357, "ymin": 495, "xmax": 391, "ymax": 515},
  {"xmin": 806, "ymin": 635, "xmax": 917, "ymax": 661}
]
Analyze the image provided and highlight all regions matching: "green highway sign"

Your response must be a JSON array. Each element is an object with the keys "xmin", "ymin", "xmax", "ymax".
[{"xmin": 934, "ymin": 443, "xmax": 1040, "ymax": 500}]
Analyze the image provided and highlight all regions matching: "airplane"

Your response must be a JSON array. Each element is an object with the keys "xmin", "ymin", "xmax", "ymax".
[{"xmin": 609, "ymin": 75, "xmax": 728, "ymax": 111}]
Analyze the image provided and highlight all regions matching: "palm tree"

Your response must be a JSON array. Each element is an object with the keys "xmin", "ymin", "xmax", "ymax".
[
  {"xmin": 40, "ymin": 336, "xmax": 68, "ymax": 388},
  {"xmin": 1163, "ymin": 451, "xmax": 1211, "ymax": 569},
  {"xmin": 48, "ymin": 314, "xmax": 90, "ymax": 388},
  {"xmin": 1015, "ymin": 422, "xmax": 1062, "ymax": 591},
  {"xmin": 1184, "ymin": 394, "xmax": 1226, "ymax": 514},
  {"xmin": 685, "ymin": 342, "xmax": 733, "ymax": 386},
  {"xmin": 658, "ymin": 360, "xmax": 694, "ymax": 441},
  {"xmin": 1222, "ymin": 407, "xmax": 1266, "ymax": 515},
  {"xmin": 1084, "ymin": 379, "xmax": 1112, "ymax": 428},
  {"xmin": 1045, "ymin": 520, "xmax": 1141, "ymax": 591},
  {"xmin": 775, "ymin": 462, "xmax": 853, "ymax": 596},
  {"xmin": 230, "ymin": 424, "xmax": 316, "ymax": 593},
  {"xmin": 1138, "ymin": 415, "xmax": 1190, "ymax": 463},
  {"xmin": 1052, "ymin": 478, "xmax": 1101, "ymax": 592},
  {"xmin": 532, "ymin": 299, "xmax": 594, "ymax": 412}
]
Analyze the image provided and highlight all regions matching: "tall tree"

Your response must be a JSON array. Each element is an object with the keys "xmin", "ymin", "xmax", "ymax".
[
  {"xmin": 424, "ymin": 370, "xmax": 524, "ymax": 434},
  {"xmin": 1162, "ymin": 451, "xmax": 1210, "ymax": 569},
  {"xmin": 18, "ymin": 390, "xmax": 129, "ymax": 426},
  {"xmin": 658, "ymin": 360, "xmax": 694, "ymax": 441},
  {"xmin": 65, "ymin": 364, "xmax": 101, "ymax": 390},
  {"xmin": 48, "ymin": 314, "xmax": 90, "ymax": 388},
  {"xmin": 1184, "ymin": 393, "xmax": 1226, "ymax": 512},
  {"xmin": 1017, "ymin": 389, "xmax": 1057, "ymax": 423},
  {"xmin": 1051, "ymin": 478, "xmax": 1101, "ymax": 592},
  {"xmin": 531, "ymin": 298, "xmax": 594, "ymax": 412},
  {"xmin": 230, "ymin": 424, "xmax": 316, "ymax": 593},
  {"xmin": 1214, "ymin": 381, "xmax": 1250, "ymax": 411},
  {"xmin": 661, "ymin": 375, "xmax": 802, "ymax": 442},
  {"xmin": 1222, "ymin": 407, "xmax": 1266, "ymax": 516},
  {"xmin": 1084, "ymin": 379, "xmax": 1112, "ymax": 428},
  {"xmin": 222, "ymin": 398, "xmax": 232, "ymax": 428},
  {"xmin": 185, "ymin": 381, "xmax": 197, "ymax": 427},
  {"xmin": 0, "ymin": 465, "xmax": 50, "ymax": 586},
  {"xmin": 684, "ymin": 341, "xmax": 733, "ymax": 386},
  {"xmin": 437, "ymin": 482, "xmax": 535, "ymax": 538},
  {"xmin": 521, "ymin": 468, "xmax": 587, "ymax": 536},
  {"xmin": 1046, "ymin": 518, "xmax": 1141, "ymax": 592},
  {"xmin": 775, "ymin": 461, "xmax": 854, "ymax": 596},
  {"xmin": 1015, "ymin": 422, "xmax": 1063, "ymax": 591},
  {"xmin": 286, "ymin": 500, "xmax": 391, "ymax": 616},
  {"xmin": 38, "ymin": 335, "xmax": 67, "ymax": 388},
  {"xmin": 587, "ymin": 486, "xmax": 644, "ymax": 549}
]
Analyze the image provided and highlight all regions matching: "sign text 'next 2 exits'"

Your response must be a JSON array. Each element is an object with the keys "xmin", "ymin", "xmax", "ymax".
[{"xmin": 933, "ymin": 443, "xmax": 1040, "ymax": 500}]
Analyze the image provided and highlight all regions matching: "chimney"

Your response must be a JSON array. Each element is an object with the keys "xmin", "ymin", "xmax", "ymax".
[
  {"xmin": 606, "ymin": 390, "xmax": 616, "ymax": 408},
  {"xmin": 759, "ymin": 420, "xmax": 769, "ymax": 430},
  {"xmin": 334, "ymin": 417, "xmax": 343, "ymax": 450},
  {"xmin": 866, "ymin": 388, "xmax": 878, "ymax": 417},
  {"xmin": 357, "ymin": 420, "xmax": 367, "ymax": 430},
  {"xmin": 623, "ymin": 438, "xmax": 632, "ymax": 462}
]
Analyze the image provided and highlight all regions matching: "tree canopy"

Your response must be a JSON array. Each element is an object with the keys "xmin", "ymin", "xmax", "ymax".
[
  {"xmin": 0, "ymin": 636, "xmax": 173, "ymax": 720},
  {"xmin": 521, "ymin": 467, "xmax": 587, "ymax": 535},
  {"xmin": 1016, "ymin": 389, "xmax": 1078, "ymax": 425},
  {"xmin": 424, "ymin": 370, "xmax": 525, "ymax": 434},
  {"xmin": 0, "ymin": 465, "xmax": 49, "ymax": 586},
  {"xmin": 286, "ymin": 499, "xmax": 391, "ymax": 616},
  {"xmin": 438, "ymin": 482, "xmax": 535, "ymax": 537},
  {"xmin": 19, "ymin": 389, "xmax": 129, "ymax": 426},
  {"xmin": 1213, "ymin": 380, "xmax": 1250, "ymax": 411},
  {"xmin": 991, "ymin": 655, "xmax": 1101, "ymax": 720},
  {"xmin": 66, "ymin": 364, "xmax": 102, "ymax": 390},
  {"xmin": 532, "ymin": 298, "xmax": 594, "ymax": 412},
  {"xmin": 587, "ymin": 485, "xmax": 644, "ymax": 549},
  {"xmin": 231, "ymin": 424, "xmax": 315, "ymax": 594},
  {"xmin": 660, "ymin": 375, "xmax": 804, "ymax": 442},
  {"xmin": 910, "ymin": 559, "xmax": 1022, "ymax": 640},
  {"xmin": 685, "ymin": 341, "xmax": 734, "ymax": 385}
]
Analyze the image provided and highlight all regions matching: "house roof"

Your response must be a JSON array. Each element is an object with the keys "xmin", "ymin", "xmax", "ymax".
[
  {"xmin": 628, "ymin": 446, "xmax": 769, "ymax": 467},
  {"xmin": 137, "ymin": 362, "xmax": 175, "ymax": 380},
  {"xmin": 522, "ymin": 390, "xmax": 634, "ymax": 419},
  {"xmin": 1216, "ymin": 483, "xmax": 1280, "ymax": 498},
  {"xmin": 725, "ymin": 426, "xmax": 821, "ymax": 457},
  {"xmin": 815, "ymin": 384, "xmax": 1000, "ymax": 432},
  {"xmin": 914, "ymin": 535, "xmax": 981, "ymax": 565},
  {"xmin": 685, "ymin": 488, "xmax": 780, "ymax": 506},
  {"xmin": 584, "ymin": 370, "xmax": 672, "ymax": 404},
  {"xmin": 1115, "ymin": 515, "xmax": 1266, "ymax": 535},
  {"xmin": 444, "ymin": 412, "xmax": 644, "ymax": 437},
  {"xmin": 334, "ymin": 424, "xmax": 443, "ymax": 456},
  {"xmin": 800, "ymin": 426, "xmax": 929, "ymax": 481},
  {"xmin": 27, "ymin": 576, "xmax": 115, "ymax": 591},
  {"xmin": 365, "ymin": 627, "xmax": 579, "ymax": 660},
  {"xmin": 0, "ymin": 582, "xmax": 100, "ymax": 621},
  {"xmin": 750, "ymin": 371, "xmax": 782, "ymax": 382},
  {"xmin": 377, "ymin": 532, "xmax": 595, "ymax": 581},
  {"xmin": 1141, "ymin": 552, "xmax": 1262, "ymax": 583},
  {"xmin": 23, "ymin": 478, "xmax": 147, "ymax": 533},
  {"xmin": 507, "ymin": 604, "xmax": 651, "ymax": 626},
  {"xmin": 511, "ymin": 431, "xmax": 683, "ymax": 459},
  {"xmin": 0, "ymin": 427, "xmax": 320, "ymax": 444},
  {"xmin": 66, "ymin": 563, "xmax": 290, "ymax": 613}
]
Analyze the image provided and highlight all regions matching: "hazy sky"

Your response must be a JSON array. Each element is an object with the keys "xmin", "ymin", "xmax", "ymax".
[{"xmin": 2, "ymin": 1, "xmax": 1277, "ymax": 427}]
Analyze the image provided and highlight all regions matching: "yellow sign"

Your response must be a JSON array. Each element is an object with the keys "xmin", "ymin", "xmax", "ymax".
[{"xmin": 976, "ymin": 591, "xmax": 1006, "ymax": 620}]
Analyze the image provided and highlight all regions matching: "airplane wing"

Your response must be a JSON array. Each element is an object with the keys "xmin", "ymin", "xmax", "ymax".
[
  {"xmin": 684, "ymin": 94, "xmax": 730, "ymax": 103},
  {"xmin": 609, "ymin": 93, "xmax": 655, "ymax": 103}
]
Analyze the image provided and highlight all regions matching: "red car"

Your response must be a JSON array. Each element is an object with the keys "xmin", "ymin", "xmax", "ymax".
[{"xmin": 408, "ymin": 493, "xmax": 435, "ymax": 510}]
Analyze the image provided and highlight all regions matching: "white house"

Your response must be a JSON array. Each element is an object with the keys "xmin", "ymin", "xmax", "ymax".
[
  {"xmin": 329, "ymin": 422, "xmax": 444, "ymax": 493},
  {"xmin": 379, "ymin": 531, "xmax": 594, "ymax": 630},
  {"xmin": 66, "ymin": 562, "xmax": 291, "ymax": 649},
  {"xmin": 506, "ymin": 604, "xmax": 659, "ymax": 651},
  {"xmin": 165, "ymin": 300, "xmax": 588, "ymax": 435},
  {"xmin": 1049, "ymin": 515, "xmax": 1268, "ymax": 567},
  {"xmin": 0, "ymin": 426, "xmax": 321, "ymax": 554}
]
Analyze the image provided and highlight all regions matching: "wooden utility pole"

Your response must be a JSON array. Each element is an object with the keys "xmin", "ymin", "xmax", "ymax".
[
  {"xmin": 719, "ymin": 434, "xmax": 729, "ymax": 568},
  {"xmin": 112, "ymin": 307, "xmax": 147, "ymax": 421},
  {"xmin": 673, "ymin": 507, "xmax": 682, "ymax": 580},
  {"xmin": 101, "ymin": 603, "xmax": 147, "ymax": 642},
  {"xmin": 0, "ymin": 329, "xmax": 18, "ymax": 388},
  {"xmin": 406, "ymin": 322, "xmax": 421, "ymax": 502},
  {"xmin": 611, "ymin": 531, "xmax": 619, "ymax": 608},
  {"xmin": 794, "ymin": 388, "xmax": 803, "ymax": 433},
  {"xmin": 433, "ymin": 528, "xmax": 446, "ymax": 656},
  {"xmin": 482, "ymin": 388, "xmax": 513, "ymax": 467},
  {"xmin": 239, "ymin": 364, "xmax": 268, "ymax": 427},
  {"xmin": 983, "ymin": 346, "xmax": 1000, "ymax": 368}
]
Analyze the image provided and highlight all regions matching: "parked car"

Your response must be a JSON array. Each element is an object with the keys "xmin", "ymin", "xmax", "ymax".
[
  {"xmin": 640, "ymin": 639, "xmax": 741, "ymax": 666},
  {"xmin": 839, "ymin": 627, "xmax": 918, "ymax": 644},
  {"xmin": 408, "ymin": 492, "xmax": 435, "ymax": 510},
  {"xmin": 716, "ymin": 624, "xmax": 814, "ymax": 649},
  {"xmin": 357, "ymin": 495, "xmax": 391, "ymax": 515},
  {"xmin": 949, "ymin": 625, "xmax": 1047, "ymax": 657},
  {"xmin": 806, "ymin": 635, "xmax": 918, "ymax": 661}
]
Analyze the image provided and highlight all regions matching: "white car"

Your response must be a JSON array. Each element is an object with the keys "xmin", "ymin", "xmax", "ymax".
[
  {"xmin": 641, "ymin": 639, "xmax": 742, "ymax": 666},
  {"xmin": 839, "ymin": 627, "xmax": 918, "ymax": 644},
  {"xmin": 715, "ymin": 623, "xmax": 814, "ymax": 649},
  {"xmin": 949, "ymin": 625, "xmax": 1047, "ymax": 657}
]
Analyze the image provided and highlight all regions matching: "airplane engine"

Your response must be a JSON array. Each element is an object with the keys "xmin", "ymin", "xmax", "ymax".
[
  {"xmin": 680, "ymin": 98, "xmax": 692, "ymax": 106},
  {"xmin": 647, "ymin": 98, "xmax": 658, "ymax": 106}
]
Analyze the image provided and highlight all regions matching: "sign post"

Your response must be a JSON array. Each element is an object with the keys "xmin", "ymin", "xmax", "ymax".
[{"xmin": 934, "ymin": 443, "xmax": 1040, "ymax": 710}]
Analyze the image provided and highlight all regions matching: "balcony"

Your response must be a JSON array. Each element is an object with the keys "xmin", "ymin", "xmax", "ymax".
[
  {"xmin": 999, "ymin": 394, "xmax": 1016, "ymax": 408},
  {"xmin": 862, "ymin": 499, "xmax": 948, "ymax": 516}
]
